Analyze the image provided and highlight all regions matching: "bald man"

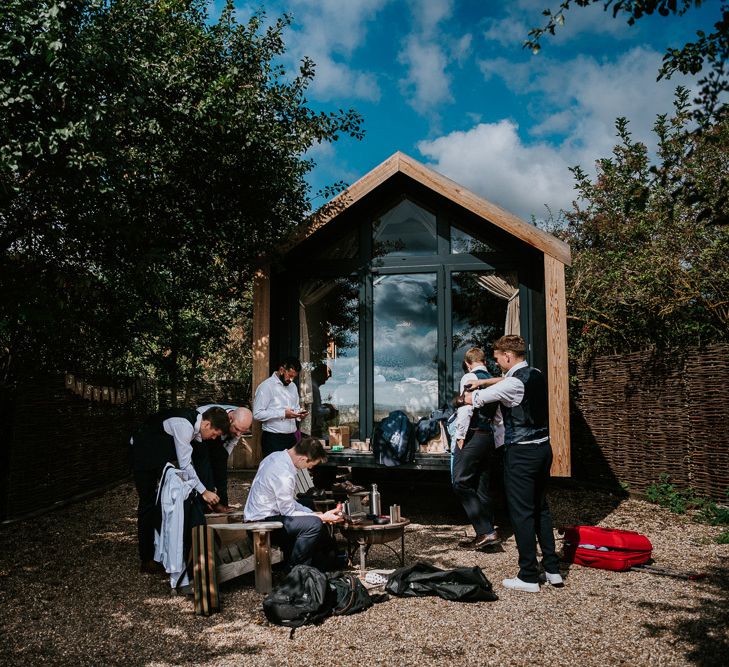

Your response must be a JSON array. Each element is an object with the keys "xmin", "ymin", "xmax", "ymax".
[{"xmin": 196, "ymin": 404, "xmax": 253, "ymax": 512}]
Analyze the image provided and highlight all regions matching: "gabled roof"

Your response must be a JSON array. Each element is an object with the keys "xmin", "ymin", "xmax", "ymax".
[{"xmin": 292, "ymin": 151, "xmax": 571, "ymax": 265}]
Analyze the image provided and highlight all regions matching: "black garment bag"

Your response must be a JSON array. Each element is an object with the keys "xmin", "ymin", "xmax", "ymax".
[{"xmin": 385, "ymin": 561, "xmax": 498, "ymax": 602}]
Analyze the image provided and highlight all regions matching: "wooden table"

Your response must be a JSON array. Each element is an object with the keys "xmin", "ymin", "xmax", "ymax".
[{"xmin": 339, "ymin": 518, "xmax": 410, "ymax": 576}]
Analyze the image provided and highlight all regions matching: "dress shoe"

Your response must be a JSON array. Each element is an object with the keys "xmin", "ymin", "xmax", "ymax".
[
  {"xmin": 140, "ymin": 559, "xmax": 166, "ymax": 575},
  {"xmin": 458, "ymin": 535, "xmax": 482, "ymax": 549},
  {"xmin": 474, "ymin": 531, "xmax": 500, "ymax": 550},
  {"xmin": 539, "ymin": 571, "xmax": 564, "ymax": 587},
  {"xmin": 210, "ymin": 503, "xmax": 234, "ymax": 514},
  {"xmin": 502, "ymin": 576, "xmax": 540, "ymax": 593}
]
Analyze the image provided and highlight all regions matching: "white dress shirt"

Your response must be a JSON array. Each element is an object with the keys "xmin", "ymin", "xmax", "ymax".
[
  {"xmin": 453, "ymin": 365, "xmax": 505, "ymax": 447},
  {"xmin": 472, "ymin": 360, "xmax": 546, "ymax": 445},
  {"xmin": 253, "ymin": 373, "xmax": 300, "ymax": 434},
  {"xmin": 154, "ymin": 464, "xmax": 197, "ymax": 588},
  {"xmin": 244, "ymin": 450, "xmax": 314, "ymax": 521},
  {"xmin": 197, "ymin": 404, "xmax": 239, "ymax": 455}
]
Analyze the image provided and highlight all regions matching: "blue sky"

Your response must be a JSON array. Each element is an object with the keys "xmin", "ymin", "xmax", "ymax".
[{"xmin": 212, "ymin": 0, "xmax": 719, "ymax": 222}]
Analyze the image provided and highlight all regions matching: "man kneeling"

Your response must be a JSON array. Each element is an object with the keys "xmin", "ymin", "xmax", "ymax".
[{"xmin": 244, "ymin": 437, "xmax": 342, "ymax": 570}]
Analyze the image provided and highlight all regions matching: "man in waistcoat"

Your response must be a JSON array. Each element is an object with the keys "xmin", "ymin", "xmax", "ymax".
[
  {"xmin": 465, "ymin": 335, "xmax": 562, "ymax": 592},
  {"xmin": 130, "ymin": 406, "xmax": 230, "ymax": 573},
  {"xmin": 195, "ymin": 405, "xmax": 253, "ymax": 512},
  {"xmin": 451, "ymin": 347, "xmax": 503, "ymax": 550}
]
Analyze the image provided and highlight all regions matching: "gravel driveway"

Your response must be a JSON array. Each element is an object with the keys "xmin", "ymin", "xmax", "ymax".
[{"xmin": 1, "ymin": 473, "xmax": 727, "ymax": 667}]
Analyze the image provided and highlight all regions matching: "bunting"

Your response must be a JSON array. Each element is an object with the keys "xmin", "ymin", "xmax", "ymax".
[{"xmin": 64, "ymin": 373, "xmax": 144, "ymax": 404}]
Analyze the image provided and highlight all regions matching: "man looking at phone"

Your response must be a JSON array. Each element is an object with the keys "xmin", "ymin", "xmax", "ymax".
[{"xmin": 253, "ymin": 356, "xmax": 308, "ymax": 458}]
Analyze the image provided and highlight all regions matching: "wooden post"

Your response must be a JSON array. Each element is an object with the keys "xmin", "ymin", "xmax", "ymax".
[
  {"xmin": 253, "ymin": 530, "xmax": 273, "ymax": 594},
  {"xmin": 544, "ymin": 255, "xmax": 571, "ymax": 476},
  {"xmin": 231, "ymin": 265, "xmax": 270, "ymax": 470}
]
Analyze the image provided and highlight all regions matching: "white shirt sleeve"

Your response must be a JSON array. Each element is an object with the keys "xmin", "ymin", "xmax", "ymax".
[
  {"xmin": 253, "ymin": 379, "xmax": 285, "ymax": 422},
  {"xmin": 275, "ymin": 473, "xmax": 315, "ymax": 517},
  {"xmin": 472, "ymin": 376, "xmax": 525, "ymax": 409},
  {"xmin": 453, "ymin": 405, "xmax": 473, "ymax": 440},
  {"xmin": 162, "ymin": 417, "xmax": 206, "ymax": 494},
  {"xmin": 492, "ymin": 405, "xmax": 505, "ymax": 448}
]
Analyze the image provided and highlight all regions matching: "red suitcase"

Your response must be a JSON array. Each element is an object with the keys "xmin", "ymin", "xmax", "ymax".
[{"xmin": 560, "ymin": 525, "xmax": 652, "ymax": 572}]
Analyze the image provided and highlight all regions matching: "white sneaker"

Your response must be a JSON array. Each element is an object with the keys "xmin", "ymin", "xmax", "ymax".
[
  {"xmin": 540, "ymin": 571, "xmax": 564, "ymax": 586},
  {"xmin": 502, "ymin": 577, "xmax": 540, "ymax": 593}
]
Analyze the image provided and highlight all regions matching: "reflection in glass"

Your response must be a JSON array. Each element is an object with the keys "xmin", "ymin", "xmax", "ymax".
[
  {"xmin": 299, "ymin": 276, "xmax": 359, "ymax": 438},
  {"xmin": 373, "ymin": 199, "xmax": 437, "ymax": 257},
  {"xmin": 311, "ymin": 226, "xmax": 359, "ymax": 260},
  {"xmin": 373, "ymin": 273, "xmax": 438, "ymax": 422},
  {"xmin": 451, "ymin": 271, "xmax": 518, "ymax": 392},
  {"xmin": 451, "ymin": 226, "xmax": 499, "ymax": 255}
]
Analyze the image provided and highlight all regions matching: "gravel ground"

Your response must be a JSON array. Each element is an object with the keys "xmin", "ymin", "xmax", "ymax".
[{"xmin": 1, "ymin": 473, "xmax": 728, "ymax": 667}]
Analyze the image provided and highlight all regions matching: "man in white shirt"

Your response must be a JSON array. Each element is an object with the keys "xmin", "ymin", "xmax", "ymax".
[
  {"xmin": 451, "ymin": 347, "xmax": 503, "ymax": 550},
  {"xmin": 130, "ymin": 406, "xmax": 230, "ymax": 574},
  {"xmin": 195, "ymin": 404, "xmax": 253, "ymax": 511},
  {"xmin": 244, "ymin": 437, "xmax": 342, "ymax": 569},
  {"xmin": 253, "ymin": 356, "xmax": 308, "ymax": 458},
  {"xmin": 465, "ymin": 335, "xmax": 562, "ymax": 593}
]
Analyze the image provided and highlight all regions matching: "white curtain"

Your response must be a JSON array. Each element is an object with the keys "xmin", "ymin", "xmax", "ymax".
[
  {"xmin": 373, "ymin": 199, "xmax": 437, "ymax": 242},
  {"xmin": 298, "ymin": 280, "xmax": 339, "ymax": 434},
  {"xmin": 475, "ymin": 272, "xmax": 520, "ymax": 335}
]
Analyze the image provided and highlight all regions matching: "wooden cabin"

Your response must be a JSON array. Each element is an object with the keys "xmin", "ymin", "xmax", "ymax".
[{"xmin": 233, "ymin": 152, "xmax": 571, "ymax": 476}]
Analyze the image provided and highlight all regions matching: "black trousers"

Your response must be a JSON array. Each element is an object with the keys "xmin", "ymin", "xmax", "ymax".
[
  {"xmin": 132, "ymin": 466, "xmax": 164, "ymax": 562},
  {"xmin": 503, "ymin": 440, "xmax": 560, "ymax": 583},
  {"xmin": 208, "ymin": 440, "xmax": 230, "ymax": 506},
  {"xmin": 261, "ymin": 431, "xmax": 296, "ymax": 458},
  {"xmin": 266, "ymin": 514, "xmax": 336, "ymax": 570},
  {"xmin": 452, "ymin": 430, "xmax": 498, "ymax": 536}
]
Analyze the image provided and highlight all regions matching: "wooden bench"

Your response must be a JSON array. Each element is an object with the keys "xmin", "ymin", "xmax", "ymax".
[{"xmin": 192, "ymin": 515, "xmax": 283, "ymax": 615}]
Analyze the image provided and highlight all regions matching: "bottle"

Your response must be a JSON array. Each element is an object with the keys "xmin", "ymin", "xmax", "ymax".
[{"xmin": 370, "ymin": 483, "xmax": 381, "ymax": 516}]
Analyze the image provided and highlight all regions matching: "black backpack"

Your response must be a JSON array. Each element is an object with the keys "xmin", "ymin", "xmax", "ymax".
[
  {"xmin": 328, "ymin": 572, "xmax": 374, "ymax": 616},
  {"xmin": 372, "ymin": 410, "xmax": 416, "ymax": 466},
  {"xmin": 415, "ymin": 404, "xmax": 455, "ymax": 445},
  {"xmin": 262, "ymin": 565, "xmax": 334, "ymax": 632}
]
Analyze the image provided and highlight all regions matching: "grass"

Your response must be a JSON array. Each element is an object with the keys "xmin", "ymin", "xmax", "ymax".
[{"xmin": 645, "ymin": 474, "xmax": 729, "ymax": 543}]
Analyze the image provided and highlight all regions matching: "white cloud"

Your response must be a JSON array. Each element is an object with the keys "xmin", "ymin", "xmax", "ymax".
[
  {"xmin": 482, "ymin": 0, "xmax": 630, "ymax": 49},
  {"xmin": 268, "ymin": 0, "xmax": 390, "ymax": 102},
  {"xmin": 398, "ymin": 37, "xmax": 454, "ymax": 109},
  {"xmin": 417, "ymin": 120, "xmax": 575, "ymax": 222},
  {"xmin": 398, "ymin": 0, "xmax": 471, "ymax": 114},
  {"xmin": 421, "ymin": 46, "xmax": 699, "ymax": 221}
]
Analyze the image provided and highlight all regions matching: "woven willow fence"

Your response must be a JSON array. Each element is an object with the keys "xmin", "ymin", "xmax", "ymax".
[
  {"xmin": 0, "ymin": 376, "xmax": 248, "ymax": 522},
  {"xmin": 570, "ymin": 344, "xmax": 729, "ymax": 500}
]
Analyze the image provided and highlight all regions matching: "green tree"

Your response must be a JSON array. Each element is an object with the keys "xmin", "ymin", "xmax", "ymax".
[
  {"xmin": 0, "ymin": 0, "xmax": 363, "ymax": 397},
  {"xmin": 556, "ymin": 89, "xmax": 729, "ymax": 359}
]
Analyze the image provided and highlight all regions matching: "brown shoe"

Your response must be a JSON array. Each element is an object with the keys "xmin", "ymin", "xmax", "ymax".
[
  {"xmin": 474, "ymin": 532, "xmax": 500, "ymax": 550},
  {"xmin": 140, "ymin": 559, "xmax": 166, "ymax": 575},
  {"xmin": 458, "ymin": 535, "xmax": 482, "ymax": 549}
]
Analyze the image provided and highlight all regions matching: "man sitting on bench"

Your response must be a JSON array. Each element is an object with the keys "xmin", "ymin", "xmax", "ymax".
[{"xmin": 244, "ymin": 437, "xmax": 342, "ymax": 570}]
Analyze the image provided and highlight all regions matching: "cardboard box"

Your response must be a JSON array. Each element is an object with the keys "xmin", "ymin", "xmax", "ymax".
[
  {"xmin": 350, "ymin": 439, "xmax": 370, "ymax": 451},
  {"xmin": 328, "ymin": 426, "xmax": 350, "ymax": 447}
]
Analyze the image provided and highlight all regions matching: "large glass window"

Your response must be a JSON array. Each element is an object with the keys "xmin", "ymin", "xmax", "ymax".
[
  {"xmin": 373, "ymin": 273, "xmax": 438, "ymax": 422},
  {"xmin": 451, "ymin": 270, "xmax": 519, "ymax": 391},
  {"xmin": 451, "ymin": 226, "xmax": 500, "ymax": 255},
  {"xmin": 298, "ymin": 276, "xmax": 360, "ymax": 437},
  {"xmin": 373, "ymin": 199, "xmax": 437, "ymax": 257}
]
